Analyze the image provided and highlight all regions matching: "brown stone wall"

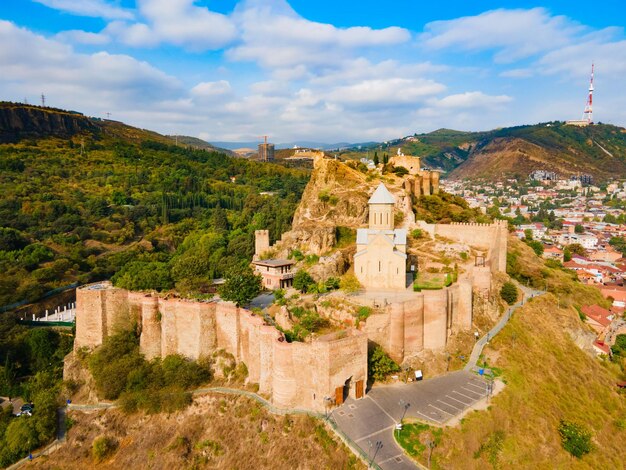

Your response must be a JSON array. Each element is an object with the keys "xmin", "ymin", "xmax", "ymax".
[
  {"xmin": 389, "ymin": 303, "xmax": 405, "ymax": 363},
  {"xmin": 272, "ymin": 340, "xmax": 298, "ymax": 409},
  {"xmin": 74, "ymin": 285, "xmax": 106, "ymax": 349},
  {"xmin": 423, "ymin": 290, "xmax": 448, "ymax": 350},
  {"xmin": 455, "ymin": 279, "xmax": 473, "ymax": 331},
  {"xmin": 215, "ymin": 302, "xmax": 241, "ymax": 358},
  {"xmin": 403, "ymin": 295, "xmax": 424, "ymax": 357},
  {"xmin": 140, "ymin": 296, "xmax": 161, "ymax": 360}
]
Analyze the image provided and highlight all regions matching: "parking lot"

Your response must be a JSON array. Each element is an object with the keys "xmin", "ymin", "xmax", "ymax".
[{"xmin": 332, "ymin": 370, "xmax": 488, "ymax": 469}]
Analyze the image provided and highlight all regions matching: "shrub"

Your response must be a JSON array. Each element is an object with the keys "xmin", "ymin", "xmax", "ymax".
[
  {"xmin": 218, "ymin": 266, "xmax": 262, "ymax": 307},
  {"xmin": 340, "ymin": 273, "xmax": 362, "ymax": 293},
  {"xmin": 558, "ymin": 420, "xmax": 592, "ymax": 458},
  {"xmin": 92, "ymin": 435, "xmax": 117, "ymax": 462},
  {"xmin": 293, "ymin": 270, "xmax": 315, "ymax": 293},
  {"xmin": 368, "ymin": 346, "xmax": 400, "ymax": 381},
  {"xmin": 325, "ymin": 277, "xmax": 340, "ymax": 290},
  {"xmin": 500, "ymin": 282, "xmax": 518, "ymax": 305}
]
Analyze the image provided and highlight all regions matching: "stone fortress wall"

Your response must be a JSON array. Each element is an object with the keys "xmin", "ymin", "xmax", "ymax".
[
  {"xmin": 390, "ymin": 155, "xmax": 440, "ymax": 197},
  {"xmin": 73, "ymin": 282, "xmax": 367, "ymax": 411},
  {"xmin": 361, "ymin": 280, "xmax": 473, "ymax": 364}
]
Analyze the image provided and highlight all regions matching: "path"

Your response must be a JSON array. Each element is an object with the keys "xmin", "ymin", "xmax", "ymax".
[{"xmin": 465, "ymin": 283, "xmax": 544, "ymax": 371}]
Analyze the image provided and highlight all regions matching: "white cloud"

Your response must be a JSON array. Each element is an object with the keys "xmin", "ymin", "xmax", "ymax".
[
  {"xmin": 499, "ymin": 68, "xmax": 533, "ymax": 78},
  {"xmin": 33, "ymin": 0, "xmax": 134, "ymax": 20},
  {"xmin": 430, "ymin": 92, "xmax": 512, "ymax": 109},
  {"xmin": 0, "ymin": 20, "xmax": 181, "ymax": 112},
  {"xmin": 191, "ymin": 80, "xmax": 232, "ymax": 98},
  {"xmin": 421, "ymin": 8, "xmax": 584, "ymax": 62},
  {"xmin": 107, "ymin": 0, "xmax": 238, "ymax": 50},
  {"xmin": 227, "ymin": 0, "xmax": 410, "ymax": 68},
  {"xmin": 326, "ymin": 78, "xmax": 445, "ymax": 106},
  {"xmin": 55, "ymin": 29, "xmax": 110, "ymax": 45}
]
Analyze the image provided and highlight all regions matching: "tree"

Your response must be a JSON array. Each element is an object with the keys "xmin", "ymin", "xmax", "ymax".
[
  {"xmin": 293, "ymin": 270, "xmax": 315, "ymax": 293},
  {"xmin": 0, "ymin": 227, "xmax": 29, "ymax": 252},
  {"xmin": 574, "ymin": 224, "xmax": 584, "ymax": 234},
  {"xmin": 218, "ymin": 266, "xmax": 262, "ymax": 307},
  {"xmin": 340, "ymin": 273, "xmax": 362, "ymax": 293},
  {"xmin": 368, "ymin": 346, "xmax": 400, "ymax": 381},
  {"xmin": 567, "ymin": 243, "xmax": 587, "ymax": 257},
  {"xmin": 526, "ymin": 240, "xmax": 544, "ymax": 256},
  {"xmin": 558, "ymin": 420, "xmax": 592, "ymax": 458},
  {"xmin": 500, "ymin": 282, "xmax": 518, "ymax": 305},
  {"xmin": 392, "ymin": 166, "xmax": 409, "ymax": 176},
  {"xmin": 373, "ymin": 152, "xmax": 379, "ymax": 166},
  {"xmin": 524, "ymin": 229, "xmax": 533, "ymax": 241},
  {"xmin": 563, "ymin": 246, "xmax": 572, "ymax": 262}
]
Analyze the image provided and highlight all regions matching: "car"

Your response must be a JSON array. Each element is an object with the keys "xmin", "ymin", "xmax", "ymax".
[{"xmin": 20, "ymin": 403, "xmax": 34, "ymax": 412}]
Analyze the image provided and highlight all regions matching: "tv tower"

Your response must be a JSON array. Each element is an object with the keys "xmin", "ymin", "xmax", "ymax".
[{"xmin": 582, "ymin": 63, "xmax": 594, "ymax": 124}]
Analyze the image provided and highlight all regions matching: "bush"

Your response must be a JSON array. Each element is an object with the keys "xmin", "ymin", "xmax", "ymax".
[
  {"xmin": 324, "ymin": 277, "xmax": 340, "ymax": 290},
  {"xmin": 368, "ymin": 346, "xmax": 400, "ymax": 381},
  {"xmin": 558, "ymin": 420, "xmax": 592, "ymax": 458},
  {"xmin": 500, "ymin": 282, "xmax": 518, "ymax": 305},
  {"xmin": 218, "ymin": 266, "xmax": 262, "ymax": 307},
  {"xmin": 340, "ymin": 273, "xmax": 362, "ymax": 293},
  {"xmin": 92, "ymin": 435, "xmax": 117, "ymax": 462},
  {"xmin": 293, "ymin": 270, "xmax": 315, "ymax": 293}
]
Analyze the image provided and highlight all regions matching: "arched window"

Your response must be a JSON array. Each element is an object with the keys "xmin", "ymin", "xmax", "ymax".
[{"xmin": 379, "ymin": 261, "xmax": 381, "ymax": 272}]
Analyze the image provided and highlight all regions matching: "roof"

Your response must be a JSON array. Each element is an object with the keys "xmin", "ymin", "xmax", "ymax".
[
  {"xmin": 356, "ymin": 228, "xmax": 406, "ymax": 245},
  {"xmin": 368, "ymin": 183, "xmax": 396, "ymax": 205},
  {"xmin": 252, "ymin": 259, "xmax": 294, "ymax": 267},
  {"xmin": 582, "ymin": 305, "xmax": 612, "ymax": 327}
]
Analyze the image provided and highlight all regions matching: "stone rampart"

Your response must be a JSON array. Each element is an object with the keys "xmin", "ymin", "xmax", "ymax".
[
  {"xmin": 365, "ymin": 279, "xmax": 472, "ymax": 363},
  {"xmin": 72, "ymin": 283, "xmax": 367, "ymax": 411}
]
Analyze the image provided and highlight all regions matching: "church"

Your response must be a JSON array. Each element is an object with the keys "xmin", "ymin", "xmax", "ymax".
[{"xmin": 354, "ymin": 183, "xmax": 407, "ymax": 290}]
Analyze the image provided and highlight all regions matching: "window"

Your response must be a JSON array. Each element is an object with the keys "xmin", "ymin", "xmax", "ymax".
[{"xmin": 379, "ymin": 261, "xmax": 381, "ymax": 272}]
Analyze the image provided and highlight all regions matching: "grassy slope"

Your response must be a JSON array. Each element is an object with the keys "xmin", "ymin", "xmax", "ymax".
[
  {"xmin": 405, "ymin": 238, "xmax": 626, "ymax": 469},
  {"xmin": 27, "ymin": 394, "xmax": 363, "ymax": 470}
]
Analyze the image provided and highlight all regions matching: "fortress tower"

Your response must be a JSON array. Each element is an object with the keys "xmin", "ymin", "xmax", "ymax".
[{"xmin": 354, "ymin": 183, "xmax": 407, "ymax": 291}]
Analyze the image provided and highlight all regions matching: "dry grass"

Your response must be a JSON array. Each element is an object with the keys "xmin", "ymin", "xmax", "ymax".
[
  {"xmin": 26, "ymin": 394, "xmax": 363, "ymax": 470},
  {"xmin": 419, "ymin": 294, "xmax": 626, "ymax": 469}
]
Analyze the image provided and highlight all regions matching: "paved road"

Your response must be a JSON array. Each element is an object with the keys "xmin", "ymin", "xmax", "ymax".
[{"xmin": 332, "ymin": 371, "xmax": 487, "ymax": 469}]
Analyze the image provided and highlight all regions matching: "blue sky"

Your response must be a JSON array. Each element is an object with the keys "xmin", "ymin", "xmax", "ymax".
[{"xmin": 1, "ymin": 1, "xmax": 625, "ymax": 142}]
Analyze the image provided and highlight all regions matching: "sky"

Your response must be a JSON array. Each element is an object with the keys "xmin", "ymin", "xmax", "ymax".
[{"xmin": 1, "ymin": 1, "xmax": 625, "ymax": 143}]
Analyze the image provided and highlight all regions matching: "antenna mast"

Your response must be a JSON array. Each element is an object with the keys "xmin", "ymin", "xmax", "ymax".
[
  {"xmin": 41, "ymin": 93, "xmax": 46, "ymax": 107},
  {"xmin": 582, "ymin": 63, "xmax": 594, "ymax": 123}
]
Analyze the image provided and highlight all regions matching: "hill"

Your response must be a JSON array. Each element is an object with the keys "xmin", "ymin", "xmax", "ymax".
[
  {"xmin": 166, "ymin": 135, "xmax": 235, "ymax": 156},
  {"xmin": 0, "ymin": 104, "xmax": 309, "ymax": 307},
  {"xmin": 0, "ymin": 102, "xmax": 172, "ymax": 145},
  {"xmin": 399, "ymin": 237, "xmax": 626, "ymax": 468},
  {"xmin": 361, "ymin": 122, "xmax": 626, "ymax": 180},
  {"xmin": 25, "ymin": 393, "xmax": 362, "ymax": 470}
]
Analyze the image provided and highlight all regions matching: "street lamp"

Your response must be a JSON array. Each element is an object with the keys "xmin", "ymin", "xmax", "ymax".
[{"xmin": 368, "ymin": 440, "xmax": 383, "ymax": 467}]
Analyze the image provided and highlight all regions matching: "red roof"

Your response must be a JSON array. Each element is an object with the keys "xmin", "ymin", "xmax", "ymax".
[
  {"xmin": 582, "ymin": 305, "xmax": 612, "ymax": 327},
  {"xmin": 593, "ymin": 340, "xmax": 611, "ymax": 354}
]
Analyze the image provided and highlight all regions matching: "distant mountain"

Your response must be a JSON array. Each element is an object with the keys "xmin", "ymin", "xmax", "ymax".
[
  {"xmin": 0, "ymin": 101, "xmax": 173, "ymax": 145},
  {"xmin": 377, "ymin": 122, "xmax": 626, "ymax": 180},
  {"xmin": 167, "ymin": 135, "xmax": 235, "ymax": 156},
  {"xmin": 210, "ymin": 140, "xmax": 362, "ymax": 151}
]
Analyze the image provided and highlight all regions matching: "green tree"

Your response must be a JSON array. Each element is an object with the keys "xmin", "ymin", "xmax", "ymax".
[
  {"xmin": 112, "ymin": 261, "xmax": 173, "ymax": 292},
  {"xmin": 368, "ymin": 346, "xmax": 400, "ymax": 381},
  {"xmin": 218, "ymin": 267, "xmax": 262, "ymax": 307},
  {"xmin": 293, "ymin": 270, "xmax": 315, "ymax": 293},
  {"xmin": 524, "ymin": 228, "xmax": 533, "ymax": 240},
  {"xmin": 500, "ymin": 282, "xmax": 518, "ymax": 305},
  {"xmin": 558, "ymin": 420, "xmax": 592, "ymax": 458},
  {"xmin": 563, "ymin": 246, "xmax": 572, "ymax": 262},
  {"xmin": 373, "ymin": 152, "xmax": 379, "ymax": 166},
  {"xmin": 0, "ymin": 227, "xmax": 29, "ymax": 252},
  {"xmin": 574, "ymin": 224, "xmax": 584, "ymax": 234},
  {"xmin": 567, "ymin": 243, "xmax": 587, "ymax": 257},
  {"xmin": 526, "ymin": 240, "xmax": 544, "ymax": 256}
]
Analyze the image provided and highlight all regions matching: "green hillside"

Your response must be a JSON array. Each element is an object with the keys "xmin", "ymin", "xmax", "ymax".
[
  {"xmin": 351, "ymin": 122, "xmax": 626, "ymax": 179},
  {"xmin": 0, "ymin": 105, "xmax": 309, "ymax": 306}
]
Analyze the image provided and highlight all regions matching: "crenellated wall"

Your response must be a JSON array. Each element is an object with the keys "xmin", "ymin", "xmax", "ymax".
[
  {"xmin": 416, "ymin": 220, "xmax": 508, "ymax": 276},
  {"xmin": 73, "ymin": 282, "xmax": 367, "ymax": 411},
  {"xmin": 364, "ymin": 279, "xmax": 472, "ymax": 363}
]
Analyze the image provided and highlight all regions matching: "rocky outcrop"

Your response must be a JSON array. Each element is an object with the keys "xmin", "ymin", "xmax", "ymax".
[{"xmin": 0, "ymin": 102, "xmax": 101, "ymax": 142}]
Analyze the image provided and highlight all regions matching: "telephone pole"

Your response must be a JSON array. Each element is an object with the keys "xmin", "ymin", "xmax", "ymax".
[{"xmin": 41, "ymin": 93, "xmax": 46, "ymax": 107}]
